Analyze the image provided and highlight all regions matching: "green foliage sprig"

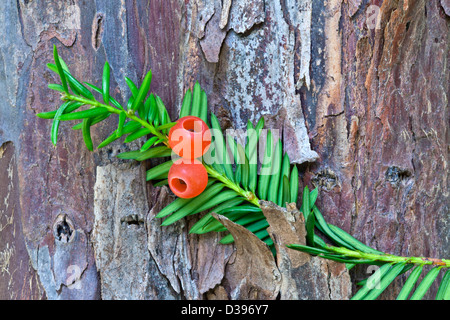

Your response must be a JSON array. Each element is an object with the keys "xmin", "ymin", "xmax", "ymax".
[
  {"xmin": 40, "ymin": 46, "xmax": 294, "ymax": 248},
  {"xmin": 39, "ymin": 46, "xmax": 449, "ymax": 300},
  {"xmin": 40, "ymin": 46, "xmax": 172, "ymax": 153},
  {"xmin": 288, "ymin": 186, "xmax": 450, "ymax": 300}
]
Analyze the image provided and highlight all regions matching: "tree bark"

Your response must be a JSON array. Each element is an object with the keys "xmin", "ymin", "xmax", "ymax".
[{"xmin": 0, "ymin": 0, "xmax": 448, "ymax": 300}]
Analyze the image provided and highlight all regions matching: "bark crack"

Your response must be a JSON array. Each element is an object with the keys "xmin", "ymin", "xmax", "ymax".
[
  {"xmin": 324, "ymin": 110, "xmax": 345, "ymax": 118},
  {"xmin": 15, "ymin": 0, "xmax": 32, "ymax": 49}
]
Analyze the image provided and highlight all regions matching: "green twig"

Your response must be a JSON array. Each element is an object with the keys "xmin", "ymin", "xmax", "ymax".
[
  {"xmin": 204, "ymin": 164, "xmax": 260, "ymax": 207},
  {"xmin": 62, "ymin": 94, "xmax": 168, "ymax": 145},
  {"xmin": 293, "ymin": 243, "xmax": 450, "ymax": 267}
]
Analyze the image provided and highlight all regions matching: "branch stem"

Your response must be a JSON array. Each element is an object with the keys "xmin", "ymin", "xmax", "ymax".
[
  {"xmin": 204, "ymin": 164, "xmax": 260, "ymax": 207},
  {"xmin": 64, "ymin": 94, "xmax": 169, "ymax": 145},
  {"xmin": 325, "ymin": 245, "xmax": 450, "ymax": 267}
]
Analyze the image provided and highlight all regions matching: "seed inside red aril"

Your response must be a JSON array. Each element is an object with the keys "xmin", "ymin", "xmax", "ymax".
[{"xmin": 168, "ymin": 159, "xmax": 208, "ymax": 198}]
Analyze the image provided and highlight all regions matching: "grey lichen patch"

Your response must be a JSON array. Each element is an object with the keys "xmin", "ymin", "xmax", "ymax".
[
  {"xmin": 199, "ymin": 0, "xmax": 267, "ymax": 63},
  {"xmin": 220, "ymin": 0, "xmax": 317, "ymax": 164},
  {"xmin": 184, "ymin": 0, "xmax": 318, "ymax": 164},
  {"xmin": 227, "ymin": 0, "xmax": 265, "ymax": 34}
]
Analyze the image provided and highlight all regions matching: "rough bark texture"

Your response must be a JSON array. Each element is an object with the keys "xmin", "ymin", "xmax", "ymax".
[
  {"xmin": 262, "ymin": 201, "xmax": 351, "ymax": 300},
  {"xmin": 301, "ymin": 0, "xmax": 449, "ymax": 299},
  {"xmin": 0, "ymin": 0, "xmax": 448, "ymax": 300}
]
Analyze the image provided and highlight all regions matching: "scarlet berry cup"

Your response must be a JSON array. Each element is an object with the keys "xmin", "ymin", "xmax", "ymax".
[
  {"xmin": 168, "ymin": 116, "xmax": 211, "ymax": 160},
  {"xmin": 168, "ymin": 159, "xmax": 208, "ymax": 199}
]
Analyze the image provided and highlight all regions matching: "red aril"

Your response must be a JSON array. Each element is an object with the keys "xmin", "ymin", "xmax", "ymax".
[
  {"xmin": 168, "ymin": 116, "xmax": 211, "ymax": 160},
  {"xmin": 168, "ymin": 159, "xmax": 208, "ymax": 198}
]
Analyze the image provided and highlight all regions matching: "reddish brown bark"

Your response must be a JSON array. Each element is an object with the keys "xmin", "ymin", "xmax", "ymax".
[{"xmin": 0, "ymin": 0, "xmax": 447, "ymax": 300}]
